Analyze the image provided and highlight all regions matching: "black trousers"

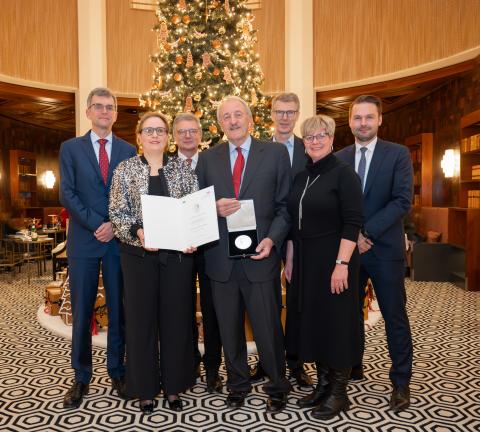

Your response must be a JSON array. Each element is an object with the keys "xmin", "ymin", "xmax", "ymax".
[
  {"xmin": 192, "ymin": 251, "xmax": 222, "ymax": 374},
  {"xmin": 211, "ymin": 261, "xmax": 291, "ymax": 395},
  {"xmin": 121, "ymin": 250, "xmax": 196, "ymax": 399}
]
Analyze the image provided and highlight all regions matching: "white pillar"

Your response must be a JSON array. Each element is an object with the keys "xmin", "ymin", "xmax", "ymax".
[
  {"xmin": 284, "ymin": 0, "xmax": 314, "ymax": 131},
  {"xmin": 76, "ymin": 0, "xmax": 107, "ymax": 135}
]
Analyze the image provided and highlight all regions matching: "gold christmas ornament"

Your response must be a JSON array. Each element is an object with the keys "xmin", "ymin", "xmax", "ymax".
[
  {"xmin": 224, "ymin": 0, "xmax": 231, "ymax": 14},
  {"xmin": 212, "ymin": 68, "xmax": 220, "ymax": 76},
  {"xmin": 195, "ymin": 71, "xmax": 203, "ymax": 80},
  {"xmin": 182, "ymin": 15, "xmax": 190, "ymax": 24},
  {"xmin": 186, "ymin": 50, "xmax": 193, "ymax": 67},
  {"xmin": 254, "ymin": 115, "xmax": 261, "ymax": 124},
  {"xmin": 159, "ymin": 21, "xmax": 169, "ymax": 43},
  {"xmin": 218, "ymin": 26, "xmax": 226, "ymax": 35},
  {"xmin": 184, "ymin": 96, "xmax": 193, "ymax": 112},
  {"xmin": 175, "ymin": 55, "xmax": 184, "ymax": 64},
  {"xmin": 202, "ymin": 52, "xmax": 212, "ymax": 67},
  {"xmin": 164, "ymin": 43, "xmax": 172, "ymax": 52},
  {"xmin": 179, "ymin": 36, "xmax": 186, "ymax": 44},
  {"xmin": 239, "ymin": 49, "xmax": 246, "ymax": 57},
  {"xmin": 171, "ymin": 15, "xmax": 181, "ymax": 24},
  {"xmin": 212, "ymin": 39, "xmax": 221, "ymax": 49},
  {"xmin": 174, "ymin": 72, "xmax": 183, "ymax": 81},
  {"xmin": 223, "ymin": 67, "xmax": 233, "ymax": 84},
  {"xmin": 178, "ymin": 0, "xmax": 187, "ymax": 10},
  {"xmin": 209, "ymin": 124, "xmax": 218, "ymax": 134},
  {"xmin": 194, "ymin": 110, "xmax": 203, "ymax": 118},
  {"xmin": 193, "ymin": 94, "xmax": 201, "ymax": 101}
]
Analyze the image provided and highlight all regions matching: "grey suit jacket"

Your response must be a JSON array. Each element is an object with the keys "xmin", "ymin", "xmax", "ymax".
[{"xmin": 196, "ymin": 137, "xmax": 292, "ymax": 282}]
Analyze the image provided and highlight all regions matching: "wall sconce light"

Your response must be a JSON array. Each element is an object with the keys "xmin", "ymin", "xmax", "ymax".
[
  {"xmin": 42, "ymin": 170, "xmax": 56, "ymax": 189},
  {"xmin": 440, "ymin": 149, "xmax": 460, "ymax": 178}
]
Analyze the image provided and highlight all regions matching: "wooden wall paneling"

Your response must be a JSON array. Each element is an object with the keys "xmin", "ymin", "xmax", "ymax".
[
  {"xmin": 0, "ymin": 0, "xmax": 78, "ymax": 87},
  {"xmin": 313, "ymin": 0, "xmax": 480, "ymax": 88},
  {"xmin": 252, "ymin": 0, "xmax": 285, "ymax": 93},
  {"xmin": 106, "ymin": 0, "xmax": 159, "ymax": 95},
  {"xmin": 466, "ymin": 208, "xmax": 480, "ymax": 291}
]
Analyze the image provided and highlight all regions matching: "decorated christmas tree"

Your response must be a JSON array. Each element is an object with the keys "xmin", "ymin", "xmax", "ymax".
[{"xmin": 139, "ymin": 0, "xmax": 272, "ymax": 148}]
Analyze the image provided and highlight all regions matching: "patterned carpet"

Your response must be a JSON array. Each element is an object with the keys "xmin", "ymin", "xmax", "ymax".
[{"xmin": 0, "ymin": 265, "xmax": 479, "ymax": 432}]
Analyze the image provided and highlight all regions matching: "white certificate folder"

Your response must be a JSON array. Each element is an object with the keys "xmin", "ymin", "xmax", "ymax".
[{"xmin": 141, "ymin": 186, "xmax": 219, "ymax": 251}]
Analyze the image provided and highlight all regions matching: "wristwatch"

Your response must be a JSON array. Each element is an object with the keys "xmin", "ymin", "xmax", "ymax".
[{"xmin": 335, "ymin": 259, "xmax": 349, "ymax": 265}]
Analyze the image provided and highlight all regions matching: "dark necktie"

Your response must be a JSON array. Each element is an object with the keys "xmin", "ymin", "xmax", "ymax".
[
  {"xmin": 357, "ymin": 147, "xmax": 367, "ymax": 191},
  {"xmin": 98, "ymin": 138, "xmax": 109, "ymax": 185},
  {"xmin": 232, "ymin": 147, "xmax": 245, "ymax": 198},
  {"xmin": 186, "ymin": 158, "xmax": 193, "ymax": 167}
]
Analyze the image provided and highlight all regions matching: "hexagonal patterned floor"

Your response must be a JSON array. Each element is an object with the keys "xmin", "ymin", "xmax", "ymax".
[{"xmin": 0, "ymin": 265, "xmax": 478, "ymax": 431}]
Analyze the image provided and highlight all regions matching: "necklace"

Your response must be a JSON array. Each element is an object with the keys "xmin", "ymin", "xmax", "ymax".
[{"xmin": 298, "ymin": 175, "xmax": 320, "ymax": 230}]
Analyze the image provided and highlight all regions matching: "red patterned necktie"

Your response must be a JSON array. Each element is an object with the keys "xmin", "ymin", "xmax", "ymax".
[
  {"xmin": 232, "ymin": 147, "xmax": 245, "ymax": 198},
  {"xmin": 98, "ymin": 138, "xmax": 109, "ymax": 185},
  {"xmin": 186, "ymin": 158, "xmax": 193, "ymax": 167}
]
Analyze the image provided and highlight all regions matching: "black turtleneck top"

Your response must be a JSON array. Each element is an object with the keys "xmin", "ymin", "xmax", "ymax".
[{"xmin": 287, "ymin": 152, "xmax": 363, "ymax": 241}]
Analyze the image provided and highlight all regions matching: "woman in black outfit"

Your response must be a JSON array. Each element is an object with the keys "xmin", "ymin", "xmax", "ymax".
[
  {"xmin": 284, "ymin": 114, "xmax": 363, "ymax": 420},
  {"xmin": 109, "ymin": 112, "xmax": 197, "ymax": 414}
]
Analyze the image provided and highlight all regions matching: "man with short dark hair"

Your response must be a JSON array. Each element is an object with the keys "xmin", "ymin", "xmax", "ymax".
[
  {"xmin": 196, "ymin": 96, "xmax": 292, "ymax": 413},
  {"xmin": 336, "ymin": 94, "xmax": 413, "ymax": 412},
  {"xmin": 250, "ymin": 92, "xmax": 312, "ymax": 388},
  {"xmin": 60, "ymin": 87, "xmax": 136, "ymax": 409},
  {"xmin": 172, "ymin": 112, "xmax": 223, "ymax": 394}
]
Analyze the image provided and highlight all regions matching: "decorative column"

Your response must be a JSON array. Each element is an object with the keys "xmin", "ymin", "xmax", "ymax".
[
  {"xmin": 76, "ymin": 0, "xmax": 107, "ymax": 135},
  {"xmin": 284, "ymin": 0, "xmax": 314, "ymax": 128}
]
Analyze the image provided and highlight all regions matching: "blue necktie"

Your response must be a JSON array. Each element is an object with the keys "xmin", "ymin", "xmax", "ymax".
[{"xmin": 358, "ymin": 147, "xmax": 367, "ymax": 191}]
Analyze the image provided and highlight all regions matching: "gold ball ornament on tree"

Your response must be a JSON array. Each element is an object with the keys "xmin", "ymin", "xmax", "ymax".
[
  {"xmin": 209, "ymin": 124, "xmax": 218, "ymax": 134},
  {"xmin": 178, "ymin": 0, "xmax": 187, "ymax": 10},
  {"xmin": 213, "ymin": 68, "xmax": 220, "ymax": 76},
  {"xmin": 195, "ymin": 71, "xmax": 203, "ymax": 80},
  {"xmin": 179, "ymin": 36, "xmax": 186, "ymax": 44},
  {"xmin": 193, "ymin": 94, "xmax": 202, "ymax": 102},
  {"xmin": 175, "ymin": 55, "xmax": 184, "ymax": 64},
  {"xmin": 182, "ymin": 15, "xmax": 190, "ymax": 24},
  {"xmin": 212, "ymin": 39, "xmax": 221, "ymax": 49},
  {"xmin": 164, "ymin": 43, "xmax": 172, "ymax": 52},
  {"xmin": 174, "ymin": 72, "xmax": 183, "ymax": 81},
  {"xmin": 254, "ymin": 116, "xmax": 261, "ymax": 124},
  {"xmin": 218, "ymin": 26, "xmax": 226, "ymax": 35},
  {"xmin": 194, "ymin": 110, "xmax": 203, "ymax": 118},
  {"xmin": 171, "ymin": 15, "xmax": 181, "ymax": 24}
]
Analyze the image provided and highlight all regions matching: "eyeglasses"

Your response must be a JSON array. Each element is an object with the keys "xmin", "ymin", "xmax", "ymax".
[
  {"xmin": 177, "ymin": 128, "xmax": 200, "ymax": 137},
  {"xmin": 273, "ymin": 110, "xmax": 297, "ymax": 119},
  {"xmin": 303, "ymin": 132, "xmax": 330, "ymax": 143},
  {"xmin": 89, "ymin": 103, "xmax": 115, "ymax": 112},
  {"xmin": 141, "ymin": 127, "xmax": 168, "ymax": 136}
]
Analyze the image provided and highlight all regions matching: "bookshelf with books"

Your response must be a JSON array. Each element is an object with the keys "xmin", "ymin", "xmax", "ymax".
[
  {"xmin": 460, "ymin": 109, "xmax": 480, "ymax": 209},
  {"xmin": 405, "ymin": 133, "xmax": 433, "ymax": 207},
  {"xmin": 9, "ymin": 149, "xmax": 38, "ymax": 208}
]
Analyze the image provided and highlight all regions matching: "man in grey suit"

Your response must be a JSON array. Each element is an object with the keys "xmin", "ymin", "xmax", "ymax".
[
  {"xmin": 250, "ymin": 92, "xmax": 312, "ymax": 388},
  {"xmin": 196, "ymin": 96, "xmax": 292, "ymax": 413}
]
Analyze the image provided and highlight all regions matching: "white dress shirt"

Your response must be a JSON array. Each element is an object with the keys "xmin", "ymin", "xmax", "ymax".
[
  {"xmin": 178, "ymin": 150, "xmax": 199, "ymax": 170},
  {"xmin": 354, "ymin": 137, "xmax": 377, "ymax": 186},
  {"xmin": 90, "ymin": 131, "xmax": 113, "ymax": 162}
]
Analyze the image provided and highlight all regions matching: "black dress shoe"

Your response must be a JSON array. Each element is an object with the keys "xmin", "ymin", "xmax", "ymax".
[
  {"xmin": 349, "ymin": 364, "xmax": 364, "ymax": 381},
  {"xmin": 290, "ymin": 367, "xmax": 313, "ymax": 387},
  {"xmin": 165, "ymin": 395, "xmax": 184, "ymax": 412},
  {"xmin": 206, "ymin": 373, "xmax": 223, "ymax": 393},
  {"xmin": 63, "ymin": 381, "xmax": 89, "ymax": 409},
  {"xmin": 139, "ymin": 399, "xmax": 155, "ymax": 414},
  {"xmin": 266, "ymin": 393, "xmax": 287, "ymax": 413},
  {"xmin": 111, "ymin": 376, "xmax": 128, "ymax": 399},
  {"xmin": 226, "ymin": 391, "xmax": 248, "ymax": 408},
  {"xmin": 389, "ymin": 385, "xmax": 410, "ymax": 412},
  {"xmin": 249, "ymin": 363, "xmax": 266, "ymax": 382}
]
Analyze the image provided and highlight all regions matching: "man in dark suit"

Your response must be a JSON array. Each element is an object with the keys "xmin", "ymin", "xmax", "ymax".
[
  {"xmin": 172, "ymin": 112, "xmax": 223, "ymax": 394},
  {"xmin": 250, "ymin": 92, "xmax": 312, "ymax": 388},
  {"xmin": 59, "ymin": 87, "xmax": 136, "ymax": 409},
  {"xmin": 336, "ymin": 94, "xmax": 413, "ymax": 412},
  {"xmin": 196, "ymin": 96, "xmax": 292, "ymax": 412}
]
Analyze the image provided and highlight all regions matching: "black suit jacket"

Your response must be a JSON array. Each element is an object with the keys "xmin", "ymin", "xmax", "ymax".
[
  {"xmin": 335, "ymin": 138, "xmax": 413, "ymax": 261},
  {"xmin": 196, "ymin": 137, "xmax": 292, "ymax": 282}
]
